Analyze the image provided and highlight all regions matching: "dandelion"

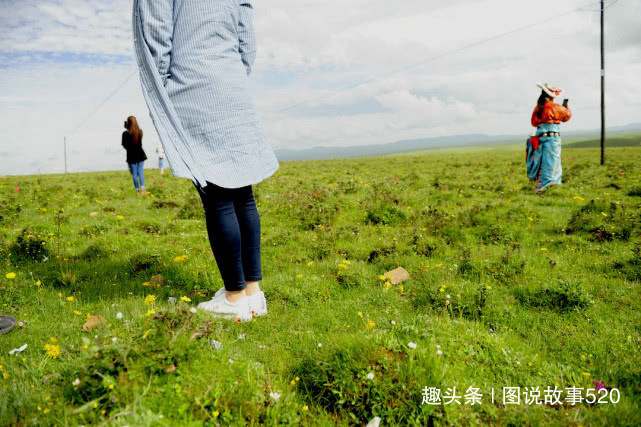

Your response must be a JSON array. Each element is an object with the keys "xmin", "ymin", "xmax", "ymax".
[
  {"xmin": 367, "ymin": 372, "xmax": 374, "ymax": 380},
  {"xmin": 116, "ymin": 215, "xmax": 125, "ymax": 220},
  {"xmin": 357, "ymin": 311, "xmax": 363, "ymax": 318},
  {"xmin": 290, "ymin": 379, "xmax": 296, "ymax": 385},
  {"xmin": 5, "ymin": 272, "xmax": 16, "ymax": 279},
  {"xmin": 307, "ymin": 261, "xmax": 314, "ymax": 266},
  {"xmin": 486, "ymin": 285, "xmax": 492, "ymax": 290},
  {"xmin": 108, "ymin": 384, "xmax": 115, "ymax": 390},
  {"xmin": 180, "ymin": 296, "xmax": 191, "ymax": 302},
  {"xmin": 174, "ymin": 255, "xmax": 188, "ymax": 262},
  {"xmin": 213, "ymin": 410, "xmax": 220, "ymax": 418},
  {"xmin": 144, "ymin": 295, "xmax": 156, "ymax": 306},
  {"xmin": 66, "ymin": 296, "xmax": 75, "ymax": 302},
  {"xmin": 35, "ymin": 280, "xmax": 41, "ymax": 287},
  {"xmin": 302, "ymin": 404, "xmax": 309, "ymax": 411},
  {"xmin": 582, "ymin": 372, "xmax": 591, "ymax": 377},
  {"xmin": 365, "ymin": 320, "xmax": 375, "ymax": 329},
  {"xmin": 93, "ymin": 402, "xmax": 98, "ymax": 409},
  {"xmin": 146, "ymin": 309, "xmax": 156, "ymax": 316},
  {"xmin": 296, "ymin": 274, "xmax": 303, "ymax": 279},
  {"xmin": 408, "ymin": 342, "xmax": 417, "ymax": 349},
  {"xmin": 44, "ymin": 344, "xmax": 61, "ymax": 359}
]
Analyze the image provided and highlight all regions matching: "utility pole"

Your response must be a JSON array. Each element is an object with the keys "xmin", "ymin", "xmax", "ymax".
[
  {"xmin": 600, "ymin": 0, "xmax": 605, "ymax": 165},
  {"xmin": 64, "ymin": 136, "xmax": 68, "ymax": 173}
]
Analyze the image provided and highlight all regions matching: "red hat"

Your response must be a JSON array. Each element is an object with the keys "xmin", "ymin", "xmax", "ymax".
[{"xmin": 537, "ymin": 82, "xmax": 563, "ymax": 98}]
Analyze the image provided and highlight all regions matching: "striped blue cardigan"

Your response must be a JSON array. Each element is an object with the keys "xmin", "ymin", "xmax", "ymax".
[{"xmin": 133, "ymin": 0, "xmax": 279, "ymax": 188}]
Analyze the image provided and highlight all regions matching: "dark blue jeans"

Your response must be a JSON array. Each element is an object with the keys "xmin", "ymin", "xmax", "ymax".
[
  {"xmin": 129, "ymin": 161, "xmax": 145, "ymax": 191},
  {"xmin": 196, "ymin": 183, "xmax": 262, "ymax": 291}
]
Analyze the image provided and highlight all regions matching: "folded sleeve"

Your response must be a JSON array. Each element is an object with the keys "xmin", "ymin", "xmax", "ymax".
[
  {"xmin": 138, "ymin": 0, "xmax": 173, "ymax": 84},
  {"xmin": 238, "ymin": 1, "xmax": 256, "ymax": 75},
  {"xmin": 553, "ymin": 104, "xmax": 572, "ymax": 122}
]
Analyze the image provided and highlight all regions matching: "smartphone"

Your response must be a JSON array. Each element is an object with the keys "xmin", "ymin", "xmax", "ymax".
[{"xmin": 562, "ymin": 99, "xmax": 569, "ymax": 107}]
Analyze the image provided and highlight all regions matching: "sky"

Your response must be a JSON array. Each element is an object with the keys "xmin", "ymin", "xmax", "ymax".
[{"xmin": 0, "ymin": 0, "xmax": 640, "ymax": 175}]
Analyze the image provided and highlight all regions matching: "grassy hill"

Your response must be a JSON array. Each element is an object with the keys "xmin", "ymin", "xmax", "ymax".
[
  {"xmin": 1, "ymin": 147, "xmax": 640, "ymax": 425},
  {"xmin": 565, "ymin": 133, "xmax": 641, "ymax": 149}
]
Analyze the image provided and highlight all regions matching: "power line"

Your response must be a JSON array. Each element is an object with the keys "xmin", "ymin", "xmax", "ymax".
[
  {"xmin": 273, "ymin": 0, "xmax": 608, "ymax": 115},
  {"xmin": 68, "ymin": 68, "xmax": 137, "ymax": 136}
]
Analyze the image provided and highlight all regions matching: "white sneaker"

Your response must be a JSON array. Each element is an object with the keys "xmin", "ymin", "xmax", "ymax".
[
  {"xmin": 214, "ymin": 287, "xmax": 267, "ymax": 317},
  {"xmin": 197, "ymin": 292, "xmax": 252, "ymax": 322}
]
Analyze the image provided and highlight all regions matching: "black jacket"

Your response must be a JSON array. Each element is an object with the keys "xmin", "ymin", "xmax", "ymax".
[{"xmin": 121, "ymin": 130, "xmax": 147, "ymax": 164}]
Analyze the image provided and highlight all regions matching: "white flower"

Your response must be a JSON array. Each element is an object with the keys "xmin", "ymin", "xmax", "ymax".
[
  {"xmin": 238, "ymin": 334, "xmax": 246, "ymax": 340},
  {"xmin": 367, "ymin": 372, "xmax": 374, "ymax": 380},
  {"xmin": 407, "ymin": 342, "xmax": 417, "ymax": 349},
  {"xmin": 228, "ymin": 359, "xmax": 234, "ymax": 364},
  {"xmin": 390, "ymin": 320, "xmax": 396, "ymax": 325},
  {"xmin": 190, "ymin": 307, "xmax": 197, "ymax": 313},
  {"xmin": 446, "ymin": 300, "xmax": 450, "ymax": 305},
  {"xmin": 112, "ymin": 337, "xmax": 118, "ymax": 343},
  {"xmin": 436, "ymin": 350, "xmax": 443, "ymax": 356},
  {"xmin": 446, "ymin": 294, "xmax": 451, "ymax": 299},
  {"xmin": 72, "ymin": 378, "xmax": 81, "ymax": 386},
  {"xmin": 435, "ymin": 344, "xmax": 441, "ymax": 349},
  {"xmin": 116, "ymin": 312, "xmax": 123, "ymax": 320},
  {"xmin": 269, "ymin": 392, "xmax": 281, "ymax": 401},
  {"xmin": 317, "ymin": 343, "xmax": 322, "ymax": 348}
]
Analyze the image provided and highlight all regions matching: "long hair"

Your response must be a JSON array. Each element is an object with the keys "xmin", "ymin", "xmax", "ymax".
[
  {"xmin": 536, "ymin": 90, "xmax": 549, "ymax": 119},
  {"xmin": 126, "ymin": 116, "xmax": 142, "ymax": 144}
]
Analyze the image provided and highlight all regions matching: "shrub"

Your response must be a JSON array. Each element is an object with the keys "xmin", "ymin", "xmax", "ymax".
[
  {"xmin": 293, "ymin": 338, "xmax": 440, "ymax": 424},
  {"xmin": 514, "ymin": 280, "xmax": 590, "ymax": 312},
  {"xmin": 365, "ymin": 205, "xmax": 406, "ymax": 226},
  {"xmin": 9, "ymin": 230, "xmax": 49, "ymax": 263}
]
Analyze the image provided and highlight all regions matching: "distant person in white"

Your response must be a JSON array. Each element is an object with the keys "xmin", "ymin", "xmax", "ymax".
[
  {"xmin": 133, "ymin": 0, "xmax": 279, "ymax": 321},
  {"xmin": 156, "ymin": 144, "xmax": 166, "ymax": 175}
]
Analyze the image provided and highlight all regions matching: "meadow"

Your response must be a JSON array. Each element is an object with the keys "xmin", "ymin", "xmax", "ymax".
[{"xmin": 1, "ymin": 146, "xmax": 640, "ymax": 426}]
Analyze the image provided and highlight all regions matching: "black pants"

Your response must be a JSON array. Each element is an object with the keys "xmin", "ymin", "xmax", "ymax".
[{"xmin": 195, "ymin": 183, "xmax": 262, "ymax": 291}]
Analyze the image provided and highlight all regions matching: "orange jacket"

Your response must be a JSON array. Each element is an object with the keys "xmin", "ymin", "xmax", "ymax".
[{"xmin": 531, "ymin": 102, "xmax": 572, "ymax": 127}]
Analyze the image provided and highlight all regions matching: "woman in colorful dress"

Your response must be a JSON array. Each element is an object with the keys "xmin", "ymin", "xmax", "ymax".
[
  {"xmin": 526, "ymin": 83, "xmax": 572, "ymax": 193},
  {"xmin": 134, "ymin": 0, "xmax": 279, "ymax": 321}
]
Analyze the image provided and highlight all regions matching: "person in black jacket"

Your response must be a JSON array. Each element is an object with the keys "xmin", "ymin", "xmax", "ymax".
[{"xmin": 122, "ymin": 116, "xmax": 148, "ymax": 194}]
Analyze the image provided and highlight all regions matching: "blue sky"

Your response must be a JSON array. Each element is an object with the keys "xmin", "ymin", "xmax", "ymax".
[{"xmin": 0, "ymin": 0, "xmax": 640, "ymax": 175}]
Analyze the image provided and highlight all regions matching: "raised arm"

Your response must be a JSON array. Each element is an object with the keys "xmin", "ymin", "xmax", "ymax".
[
  {"xmin": 238, "ymin": 1, "xmax": 256, "ymax": 75},
  {"xmin": 138, "ymin": 0, "xmax": 173, "ymax": 85}
]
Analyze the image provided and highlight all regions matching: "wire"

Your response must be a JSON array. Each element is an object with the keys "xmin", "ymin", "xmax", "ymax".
[
  {"xmin": 273, "ymin": 0, "xmax": 607, "ymax": 115},
  {"xmin": 68, "ymin": 68, "xmax": 137, "ymax": 136}
]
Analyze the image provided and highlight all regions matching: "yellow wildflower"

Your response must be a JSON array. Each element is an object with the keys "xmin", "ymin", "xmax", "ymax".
[
  {"xmin": 366, "ymin": 320, "xmax": 375, "ymax": 329},
  {"xmin": 296, "ymin": 274, "xmax": 303, "ymax": 279},
  {"xmin": 180, "ymin": 296, "xmax": 191, "ymax": 302},
  {"xmin": 3, "ymin": 372, "xmax": 10, "ymax": 379},
  {"xmin": 486, "ymin": 285, "xmax": 492, "ymax": 290},
  {"xmin": 35, "ymin": 280, "xmax": 41, "ymax": 287},
  {"xmin": 540, "ymin": 248, "xmax": 548, "ymax": 251},
  {"xmin": 50, "ymin": 337, "xmax": 57, "ymax": 343},
  {"xmin": 5, "ymin": 272, "xmax": 16, "ymax": 279},
  {"xmin": 108, "ymin": 384, "xmax": 115, "ymax": 390},
  {"xmin": 601, "ymin": 212, "xmax": 608, "ymax": 217},
  {"xmin": 357, "ymin": 311, "xmax": 363, "ymax": 318},
  {"xmin": 146, "ymin": 309, "xmax": 156, "ymax": 316},
  {"xmin": 213, "ymin": 410, "xmax": 220, "ymax": 418},
  {"xmin": 74, "ymin": 310, "xmax": 82, "ymax": 316},
  {"xmin": 66, "ymin": 296, "xmax": 75, "ymax": 302},
  {"xmin": 307, "ymin": 261, "xmax": 314, "ymax": 266},
  {"xmin": 583, "ymin": 372, "xmax": 591, "ymax": 377},
  {"xmin": 116, "ymin": 215, "xmax": 125, "ymax": 220},
  {"xmin": 174, "ymin": 255, "xmax": 188, "ymax": 262},
  {"xmin": 44, "ymin": 344, "xmax": 61, "ymax": 359},
  {"xmin": 144, "ymin": 295, "xmax": 156, "ymax": 306}
]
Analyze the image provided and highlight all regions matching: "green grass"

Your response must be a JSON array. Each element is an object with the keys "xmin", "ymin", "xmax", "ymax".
[{"xmin": 1, "ymin": 146, "xmax": 640, "ymax": 425}]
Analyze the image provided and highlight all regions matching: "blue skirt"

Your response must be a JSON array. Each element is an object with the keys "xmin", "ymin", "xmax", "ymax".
[{"xmin": 526, "ymin": 123, "xmax": 562, "ymax": 189}]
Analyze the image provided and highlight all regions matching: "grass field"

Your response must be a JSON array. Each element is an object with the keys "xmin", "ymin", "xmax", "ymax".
[{"xmin": 1, "ymin": 146, "xmax": 640, "ymax": 426}]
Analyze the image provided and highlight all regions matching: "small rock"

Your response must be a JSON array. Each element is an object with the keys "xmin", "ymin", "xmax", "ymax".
[
  {"xmin": 383, "ymin": 267, "xmax": 410, "ymax": 284},
  {"xmin": 168, "ymin": 297, "xmax": 177, "ymax": 304},
  {"xmin": 82, "ymin": 315, "xmax": 104, "ymax": 332},
  {"xmin": 367, "ymin": 416, "xmax": 381, "ymax": 427}
]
